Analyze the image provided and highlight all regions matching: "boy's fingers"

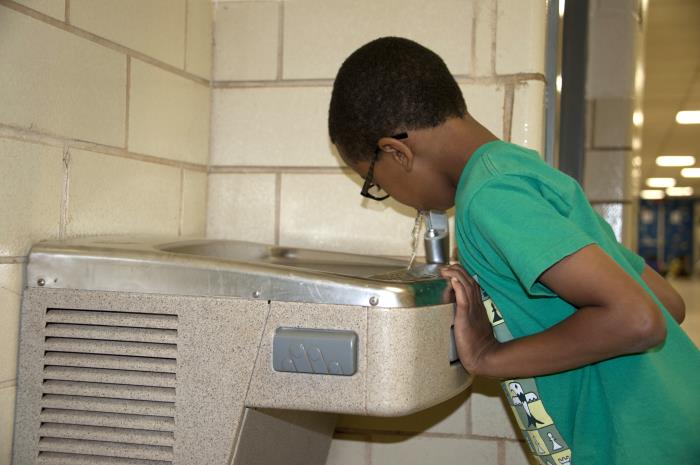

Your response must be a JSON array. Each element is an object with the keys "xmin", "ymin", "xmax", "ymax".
[
  {"xmin": 450, "ymin": 278, "xmax": 463, "ymax": 305},
  {"xmin": 442, "ymin": 265, "xmax": 476, "ymax": 287},
  {"xmin": 441, "ymin": 265, "xmax": 483, "ymax": 312},
  {"xmin": 441, "ymin": 267, "xmax": 469, "ymax": 286},
  {"xmin": 450, "ymin": 278, "xmax": 470, "ymax": 320},
  {"xmin": 441, "ymin": 276, "xmax": 455, "ymax": 302},
  {"xmin": 444, "ymin": 269, "xmax": 478, "ymax": 301}
]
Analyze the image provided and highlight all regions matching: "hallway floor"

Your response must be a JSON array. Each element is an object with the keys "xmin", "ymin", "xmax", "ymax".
[{"xmin": 669, "ymin": 278, "xmax": 700, "ymax": 348}]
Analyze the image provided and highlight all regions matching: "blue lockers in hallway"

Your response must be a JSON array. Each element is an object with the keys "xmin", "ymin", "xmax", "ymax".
[{"xmin": 638, "ymin": 199, "xmax": 695, "ymax": 275}]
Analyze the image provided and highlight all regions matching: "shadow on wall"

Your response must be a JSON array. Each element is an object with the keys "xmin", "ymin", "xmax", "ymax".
[
  {"xmin": 333, "ymin": 378, "xmax": 526, "ymax": 452},
  {"xmin": 328, "ymin": 141, "xmax": 345, "ymax": 166}
]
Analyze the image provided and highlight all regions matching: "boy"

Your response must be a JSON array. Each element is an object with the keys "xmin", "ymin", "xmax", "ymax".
[{"xmin": 328, "ymin": 37, "xmax": 699, "ymax": 465}]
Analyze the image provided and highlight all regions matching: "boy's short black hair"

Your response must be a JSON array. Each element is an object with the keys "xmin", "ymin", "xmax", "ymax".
[{"xmin": 328, "ymin": 37, "xmax": 467, "ymax": 162}]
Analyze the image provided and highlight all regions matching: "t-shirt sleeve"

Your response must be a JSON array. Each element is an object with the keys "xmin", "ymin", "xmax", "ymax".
[
  {"xmin": 591, "ymin": 212, "xmax": 646, "ymax": 275},
  {"xmin": 617, "ymin": 244, "xmax": 646, "ymax": 275},
  {"xmin": 466, "ymin": 175, "xmax": 596, "ymax": 297}
]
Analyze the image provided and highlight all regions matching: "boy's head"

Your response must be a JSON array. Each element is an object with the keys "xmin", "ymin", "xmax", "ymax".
[
  {"xmin": 328, "ymin": 37, "xmax": 470, "ymax": 210},
  {"xmin": 329, "ymin": 37, "xmax": 466, "ymax": 163}
]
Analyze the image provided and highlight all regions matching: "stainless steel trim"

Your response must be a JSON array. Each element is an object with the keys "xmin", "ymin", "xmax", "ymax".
[{"xmin": 26, "ymin": 237, "xmax": 450, "ymax": 308}]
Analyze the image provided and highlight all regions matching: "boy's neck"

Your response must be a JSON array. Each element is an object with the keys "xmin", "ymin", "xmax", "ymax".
[{"xmin": 415, "ymin": 114, "xmax": 499, "ymax": 189}]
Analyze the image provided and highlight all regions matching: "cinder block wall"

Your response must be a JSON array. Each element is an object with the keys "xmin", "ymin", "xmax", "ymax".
[
  {"xmin": 583, "ymin": 0, "xmax": 646, "ymax": 249},
  {"xmin": 0, "ymin": 1, "xmax": 212, "ymax": 462},
  {"xmin": 208, "ymin": 1, "xmax": 546, "ymax": 464},
  {"xmin": 209, "ymin": 0, "xmax": 546, "ymax": 261}
]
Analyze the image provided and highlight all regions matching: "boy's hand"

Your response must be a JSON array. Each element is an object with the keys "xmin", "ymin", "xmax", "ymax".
[{"xmin": 440, "ymin": 265, "xmax": 499, "ymax": 375}]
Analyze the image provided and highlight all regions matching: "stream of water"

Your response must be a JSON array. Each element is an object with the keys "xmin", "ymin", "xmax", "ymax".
[{"xmin": 407, "ymin": 210, "xmax": 424, "ymax": 270}]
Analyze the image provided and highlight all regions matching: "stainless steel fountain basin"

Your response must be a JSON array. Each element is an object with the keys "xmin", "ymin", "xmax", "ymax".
[{"xmin": 26, "ymin": 237, "xmax": 449, "ymax": 308}]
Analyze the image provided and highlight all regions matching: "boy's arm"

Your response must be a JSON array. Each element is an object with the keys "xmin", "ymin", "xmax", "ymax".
[
  {"xmin": 640, "ymin": 265, "xmax": 685, "ymax": 323},
  {"xmin": 447, "ymin": 244, "xmax": 667, "ymax": 379},
  {"xmin": 616, "ymin": 243, "xmax": 685, "ymax": 323}
]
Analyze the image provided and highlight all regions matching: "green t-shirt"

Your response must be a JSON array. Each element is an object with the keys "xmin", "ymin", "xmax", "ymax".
[{"xmin": 455, "ymin": 140, "xmax": 700, "ymax": 465}]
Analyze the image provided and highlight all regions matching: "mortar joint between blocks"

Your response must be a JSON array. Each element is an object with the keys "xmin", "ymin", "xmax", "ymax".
[
  {"xmin": 125, "ymin": 55, "xmax": 131, "ymax": 150},
  {"xmin": 2, "ymin": 0, "xmax": 209, "ymax": 87},
  {"xmin": 183, "ymin": 0, "xmax": 189, "ymax": 72},
  {"xmin": 0, "ymin": 123, "xmax": 208, "ymax": 172},
  {"xmin": 491, "ymin": 0, "xmax": 498, "ymax": 75},
  {"xmin": 59, "ymin": 143, "xmax": 71, "ymax": 240},
  {"xmin": 470, "ymin": 1, "xmax": 479, "ymax": 77},
  {"xmin": 503, "ymin": 83, "xmax": 515, "ymax": 142},
  {"xmin": 497, "ymin": 439, "xmax": 506, "ymax": 465},
  {"xmin": 274, "ymin": 172, "xmax": 281, "ymax": 245},
  {"xmin": 178, "ymin": 168, "xmax": 185, "ymax": 236},
  {"xmin": 0, "ymin": 380, "xmax": 17, "ymax": 390},
  {"xmin": 276, "ymin": 1, "xmax": 285, "ymax": 81}
]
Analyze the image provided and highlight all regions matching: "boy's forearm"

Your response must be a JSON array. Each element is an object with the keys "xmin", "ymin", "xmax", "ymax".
[
  {"xmin": 454, "ymin": 245, "xmax": 669, "ymax": 379},
  {"xmin": 640, "ymin": 265, "xmax": 685, "ymax": 323},
  {"xmin": 475, "ymin": 303, "xmax": 666, "ymax": 379}
]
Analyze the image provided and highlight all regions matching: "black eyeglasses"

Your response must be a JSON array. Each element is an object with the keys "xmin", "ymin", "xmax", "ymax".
[{"xmin": 360, "ymin": 132, "xmax": 408, "ymax": 201}]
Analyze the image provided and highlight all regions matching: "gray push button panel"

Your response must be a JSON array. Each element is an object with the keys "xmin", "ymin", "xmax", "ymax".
[{"xmin": 273, "ymin": 328, "xmax": 358, "ymax": 376}]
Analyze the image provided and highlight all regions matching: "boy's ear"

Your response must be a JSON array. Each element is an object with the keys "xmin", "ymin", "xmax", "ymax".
[{"xmin": 377, "ymin": 136, "xmax": 414, "ymax": 172}]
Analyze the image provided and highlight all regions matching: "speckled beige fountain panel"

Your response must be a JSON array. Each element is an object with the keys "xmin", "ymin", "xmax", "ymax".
[
  {"xmin": 12, "ymin": 288, "xmax": 469, "ymax": 465},
  {"xmin": 246, "ymin": 300, "xmax": 470, "ymax": 416},
  {"xmin": 13, "ymin": 288, "xmax": 271, "ymax": 465}
]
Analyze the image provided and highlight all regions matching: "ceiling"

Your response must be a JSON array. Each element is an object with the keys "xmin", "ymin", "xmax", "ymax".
[{"xmin": 640, "ymin": 0, "xmax": 700, "ymax": 192}]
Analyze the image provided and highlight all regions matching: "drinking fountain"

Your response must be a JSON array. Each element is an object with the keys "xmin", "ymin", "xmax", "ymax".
[{"xmin": 12, "ymin": 236, "xmax": 470, "ymax": 465}]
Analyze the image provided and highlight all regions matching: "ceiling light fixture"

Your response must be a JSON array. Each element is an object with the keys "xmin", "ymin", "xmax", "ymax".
[
  {"xmin": 655, "ymin": 155, "xmax": 696, "ymax": 167},
  {"xmin": 646, "ymin": 178, "xmax": 676, "ymax": 188},
  {"xmin": 632, "ymin": 136, "xmax": 642, "ymax": 150},
  {"xmin": 666, "ymin": 187, "xmax": 693, "ymax": 197},
  {"xmin": 633, "ymin": 110, "xmax": 644, "ymax": 127},
  {"xmin": 634, "ymin": 65, "xmax": 645, "ymax": 95},
  {"xmin": 681, "ymin": 168, "xmax": 700, "ymax": 178},
  {"xmin": 676, "ymin": 111, "xmax": 700, "ymax": 125},
  {"xmin": 640, "ymin": 190, "xmax": 664, "ymax": 200}
]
